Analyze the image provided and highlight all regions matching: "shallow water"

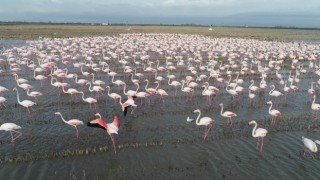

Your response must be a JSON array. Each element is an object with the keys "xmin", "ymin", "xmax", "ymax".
[{"xmin": 1, "ymin": 38, "xmax": 320, "ymax": 180}]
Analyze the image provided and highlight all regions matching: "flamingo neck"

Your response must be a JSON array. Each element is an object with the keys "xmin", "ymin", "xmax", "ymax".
[
  {"xmin": 135, "ymin": 83, "xmax": 140, "ymax": 93},
  {"xmin": 313, "ymin": 96, "xmax": 316, "ymax": 106},
  {"xmin": 15, "ymin": 89, "xmax": 21, "ymax": 104},
  {"xmin": 111, "ymin": 75, "xmax": 115, "ymax": 83},
  {"xmin": 249, "ymin": 81, "xmax": 254, "ymax": 88},
  {"xmin": 268, "ymin": 102, "xmax": 273, "ymax": 113},
  {"xmin": 155, "ymin": 82, "xmax": 159, "ymax": 90},
  {"xmin": 251, "ymin": 122, "xmax": 258, "ymax": 137},
  {"xmin": 145, "ymin": 81, "xmax": 149, "ymax": 91},
  {"xmin": 202, "ymin": 84, "xmax": 208, "ymax": 95},
  {"xmin": 195, "ymin": 111, "xmax": 201, "ymax": 125},
  {"xmin": 57, "ymin": 113, "xmax": 68, "ymax": 124},
  {"xmin": 106, "ymin": 87, "xmax": 111, "ymax": 96},
  {"xmin": 269, "ymin": 86, "xmax": 275, "ymax": 95},
  {"xmin": 91, "ymin": 74, "xmax": 95, "ymax": 83},
  {"xmin": 220, "ymin": 104, "xmax": 224, "ymax": 116},
  {"xmin": 181, "ymin": 81, "xmax": 185, "ymax": 90}
]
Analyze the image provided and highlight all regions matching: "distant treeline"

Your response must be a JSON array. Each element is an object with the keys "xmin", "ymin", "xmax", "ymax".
[{"xmin": 0, "ymin": 21, "xmax": 319, "ymax": 30}]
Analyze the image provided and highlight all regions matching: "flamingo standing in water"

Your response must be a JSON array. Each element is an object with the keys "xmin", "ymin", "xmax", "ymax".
[
  {"xmin": 248, "ymin": 120, "xmax": 268, "ymax": 152},
  {"xmin": 193, "ymin": 109, "xmax": 215, "ymax": 140},
  {"xmin": 220, "ymin": 103, "xmax": 237, "ymax": 126},
  {"xmin": 26, "ymin": 89, "xmax": 43, "ymax": 103},
  {"xmin": 302, "ymin": 136, "xmax": 320, "ymax": 158},
  {"xmin": 87, "ymin": 113, "xmax": 119, "ymax": 153},
  {"xmin": 311, "ymin": 95, "xmax": 320, "ymax": 119},
  {"xmin": 119, "ymin": 96, "xmax": 137, "ymax": 116},
  {"xmin": 267, "ymin": 101, "xmax": 281, "ymax": 125},
  {"xmin": 54, "ymin": 112, "xmax": 84, "ymax": 138},
  {"xmin": 0, "ymin": 123, "xmax": 22, "ymax": 143},
  {"xmin": 13, "ymin": 87, "xmax": 36, "ymax": 114}
]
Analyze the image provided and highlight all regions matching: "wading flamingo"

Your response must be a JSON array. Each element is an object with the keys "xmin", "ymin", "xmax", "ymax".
[
  {"xmin": 220, "ymin": 103, "xmax": 237, "ymax": 126},
  {"xmin": 54, "ymin": 112, "xmax": 84, "ymax": 138},
  {"xmin": 193, "ymin": 109, "xmax": 215, "ymax": 140},
  {"xmin": 248, "ymin": 120, "xmax": 268, "ymax": 152},
  {"xmin": 13, "ymin": 87, "xmax": 36, "ymax": 114},
  {"xmin": 0, "ymin": 123, "xmax": 22, "ymax": 143},
  {"xmin": 267, "ymin": 101, "xmax": 281, "ymax": 125}
]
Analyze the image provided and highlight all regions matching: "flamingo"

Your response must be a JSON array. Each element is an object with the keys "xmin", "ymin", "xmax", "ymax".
[
  {"xmin": 13, "ymin": 87, "xmax": 36, "ymax": 113},
  {"xmin": 249, "ymin": 120, "xmax": 268, "ymax": 152},
  {"xmin": 119, "ymin": 96, "xmax": 137, "ymax": 116},
  {"xmin": 202, "ymin": 83, "xmax": 215, "ymax": 106},
  {"xmin": 220, "ymin": 103, "xmax": 237, "ymax": 126},
  {"xmin": 267, "ymin": 101, "xmax": 281, "ymax": 125},
  {"xmin": 249, "ymin": 80, "xmax": 259, "ymax": 92},
  {"xmin": 311, "ymin": 95, "xmax": 320, "ymax": 118},
  {"xmin": 181, "ymin": 80, "xmax": 194, "ymax": 101},
  {"xmin": 79, "ymin": 91, "xmax": 97, "ymax": 109},
  {"xmin": 308, "ymin": 82, "xmax": 316, "ymax": 100},
  {"xmin": 61, "ymin": 85, "xmax": 81, "ymax": 102},
  {"xmin": 106, "ymin": 86, "xmax": 121, "ymax": 104},
  {"xmin": 54, "ymin": 112, "xmax": 84, "ymax": 138},
  {"xmin": 0, "ymin": 123, "xmax": 22, "ymax": 143},
  {"xmin": 154, "ymin": 81, "xmax": 168, "ymax": 103},
  {"xmin": 144, "ymin": 79, "xmax": 158, "ymax": 95},
  {"xmin": 26, "ymin": 89, "xmax": 43, "ymax": 103},
  {"xmin": 91, "ymin": 73, "xmax": 105, "ymax": 86},
  {"xmin": 87, "ymin": 82, "xmax": 104, "ymax": 98},
  {"xmin": 248, "ymin": 89, "xmax": 255, "ymax": 105},
  {"xmin": 193, "ymin": 109, "xmax": 215, "ymax": 140},
  {"xmin": 168, "ymin": 77, "xmax": 181, "ymax": 97},
  {"xmin": 302, "ymin": 136, "xmax": 320, "ymax": 158},
  {"xmin": 87, "ymin": 113, "xmax": 119, "ymax": 153}
]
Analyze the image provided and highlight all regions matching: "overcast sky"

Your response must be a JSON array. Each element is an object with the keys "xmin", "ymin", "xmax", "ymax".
[{"xmin": 1, "ymin": 0, "xmax": 319, "ymax": 27}]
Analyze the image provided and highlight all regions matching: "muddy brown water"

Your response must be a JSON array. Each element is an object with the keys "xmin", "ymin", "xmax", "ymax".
[{"xmin": 0, "ymin": 39, "xmax": 320, "ymax": 179}]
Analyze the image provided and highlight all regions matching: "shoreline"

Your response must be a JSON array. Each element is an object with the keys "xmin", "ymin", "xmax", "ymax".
[{"xmin": 1, "ymin": 24, "xmax": 320, "ymax": 42}]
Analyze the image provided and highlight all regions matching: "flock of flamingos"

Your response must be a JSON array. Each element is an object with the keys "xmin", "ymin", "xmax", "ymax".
[{"xmin": 0, "ymin": 33, "xmax": 320, "ymax": 156}]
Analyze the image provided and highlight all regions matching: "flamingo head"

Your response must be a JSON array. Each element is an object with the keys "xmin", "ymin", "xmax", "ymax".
[
  {"xmin": 193, "ymin": 109, "xmax": 200, "ymax": 113},
  {"xmin": 315, "ymin": 140, "xmax": 320, "ymax": 145},
  {"xmin": 219, "ymin": 103, "xmax": 223, "ymax": 106},
  {"xmin": 54, "ymin": 112, "xmax": 61, "ymax": 115},
  {"xmin": 94, "ymin": 113, "xmax": 102, "ymax": 119},
  {"xmin": 266, "ymin": 101, "xmax": 272, "ymax": 104},
  {"xmin": 248, "ymin": 120, "xmax": 256, "ymax": 125}
]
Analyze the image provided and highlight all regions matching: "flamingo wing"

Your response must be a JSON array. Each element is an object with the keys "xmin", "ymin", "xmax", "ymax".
[{"xmin": 87, "ymin": 118, "xmax": 107, "ymax": 130}]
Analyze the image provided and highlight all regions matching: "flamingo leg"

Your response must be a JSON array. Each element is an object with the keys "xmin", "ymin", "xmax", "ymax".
[
  {"xmin": 203, "ymin": 124, "xmax": 212, "ymax": 141},
  {"xmin": 11, "ymin": 130, "xmax": 22, "ymax": 143},
  {"xmin": 75, "ymin": 126, "xmax": 79, "ymax": 138},
  {"xmin": 256, "ymin": 137, "xmax": 260, "ymax": 149},
  {"xmin": 109, "ymin": 134, "xmax": 117, "ymax": 154},
  {"xmin": 260, "ymin": 137, "xmax": 264, "ymax": 152}
]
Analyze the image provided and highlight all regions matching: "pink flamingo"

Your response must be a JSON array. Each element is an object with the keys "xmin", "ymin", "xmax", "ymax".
[
  {"xmin": 26, "ymin": 89, "xmax": 43, "ymax": 103},
  {"xmin": 119, "ymin": 96, "xmax": 137, "ymax": 116},
  {"xmin": 193, "ymin": 109, "xmax": 215, "ymax": 141},
  {"xmin": 106, "ymin": 86, "xmax": 121, "ymax": 104},
  {"xmin": 79, "ymin": 91, "xmax": 97, "ymax": 109},
  {"xmin": 267, "ymin": 101, "xmax": 281, "ymax": 125},
  {"xmin": 220, "ymin": 103, "xmax": 237, "ymax": 126},
  {"xmin": 87, "ymin": 113, "xmax": 119, "ymax": 153},
  {"xmin": 249, "ymin": 120, "xmax": 268, "ymax": 152},
  {"xmin": 0, "ymin": 123, "xmax": 22, "ymax": 143},
  {"xmin": 54, "ymin": 112, "xmax": 84, "ymax": 138}
]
